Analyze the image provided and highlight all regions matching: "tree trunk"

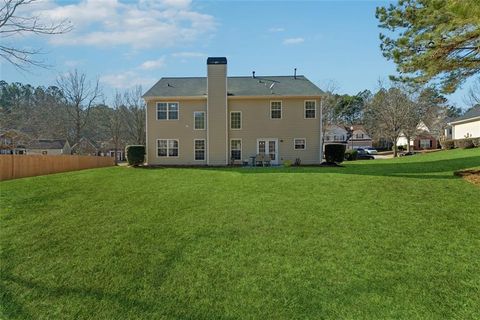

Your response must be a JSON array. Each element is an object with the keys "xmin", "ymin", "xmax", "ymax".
[{"xmin": 406, "ymin": 135, "xmax": 412, "ymax": 153}]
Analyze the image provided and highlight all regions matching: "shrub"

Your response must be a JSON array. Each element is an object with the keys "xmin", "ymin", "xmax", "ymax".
[
  {"xmin": 344, "ymin": 149, "xmax": 358, "ymax": 161},
  {"xmin": 283, "ymin": 160, "xmax": 292, "ymax": 167},
  {"xmin": 441, "ymin": 139, "xmax": 455, "ymax": 149},
  {"xmin": 325, "ymin": 144, "xmax": 346, "ymax": 164},
  {"xmin": 126, "ymin": 145, "xmax": 145, "ymax": 166},
  {"xmin": 397, "ymin": 145, "xmax": 407, "ymax": 151},
  {"xmin": 472, "ymin": 137, "xmax": 480, "ymax": 147},
  {"xmin": 455, "ymin": 138, "xmax": 475, "ymax": 149}
]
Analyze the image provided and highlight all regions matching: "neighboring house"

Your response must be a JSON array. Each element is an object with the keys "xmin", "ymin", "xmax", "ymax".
[
  {"xmin": 397, "ymin": 121, "xmax": 439, "ymax": 150},
  {"xmin": 0, "ymin": 129, "xmax": 30, "ymax": 154},
  {"xmin": 71, "ymin": 137, "xmax": 100, "ymax": 156},
  {"xmin": 324, "ymin": 125, "xmax": 372, "ymax": 149},
  {"xmin": 447, "ymin": 105, "xmax": 480, "ymax": 140},
  {"xmin": 27, "ymin": 139, "xmax": 71, "ymax": 155},
  {"xmin": 143, "ymin": 57, "xmax": 323, "ymax": 166},
  {"xmin": 347, "ymin": 125, "xmax": 372, "ymax": 149},
  {"xmin": 99, "ymin": 139, "xmax": 126, "ymax": 162}
]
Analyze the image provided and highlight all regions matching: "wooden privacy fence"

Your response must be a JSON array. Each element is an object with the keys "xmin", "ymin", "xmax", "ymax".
[{"xmin": 0, "ymin": 155, "xmax": 115, "ymax": 181}]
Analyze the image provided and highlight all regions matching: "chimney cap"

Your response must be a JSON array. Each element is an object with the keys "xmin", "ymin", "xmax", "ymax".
[{"xmin": 207, "ymin": 57, "xmax": 227, "ymax": 65}]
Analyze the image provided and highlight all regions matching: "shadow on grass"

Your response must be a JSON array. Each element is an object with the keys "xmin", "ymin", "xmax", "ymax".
[{"xmin": 202, "ymin": 155, "xmax": 480, "ymax": 180}]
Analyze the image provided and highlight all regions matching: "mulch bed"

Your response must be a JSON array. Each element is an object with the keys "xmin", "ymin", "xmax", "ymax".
[{"xmin": 454, "ymin": 169, "xmax": 480, "ymax": 186}]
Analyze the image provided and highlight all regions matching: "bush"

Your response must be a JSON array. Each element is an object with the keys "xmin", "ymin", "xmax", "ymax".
[
  {"xmin": 126, "ymin": 145, "xmax": 145, "ymax": 166},
  {"xmin": 283, "ymin": 160, "xmax": 292, "ymax": 167},
  {"xmin": 397, "ymin": 145, "xmax": 407, "ymax": 151},
  {"xmin": 344, "ymin": 149, "xmax": 358, "ymax": 161},
  {"xmin": 472, "ymin": 137, "xmax": 480, "ymax": 147},
  {"xmin": 325, "ymin": 144, "xmax": 346, "ymax": 164},
  {"xmin": 454, "ymin": 138, "xmax": 475, "ymax": 149},
  {"xmin": 441, "ymin": 139, "xmax": 455, "ymax": 149}
]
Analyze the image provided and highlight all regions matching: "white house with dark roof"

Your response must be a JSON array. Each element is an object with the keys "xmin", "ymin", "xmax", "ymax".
[
  {"xmin": 447, "ymin": 105, "xmax": 480, "ymax": 140},
  {"xmin": 27, "ymin": 139, "xmax": 71, "ymax": 155}
]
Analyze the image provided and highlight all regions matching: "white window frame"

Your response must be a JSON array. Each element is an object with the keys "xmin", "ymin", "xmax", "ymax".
[
  {"xmin": 156, "ymin": 139, "xmax": 179, "ymax": 158},
  {"xmin": 230, "ymin": 111, "xmax": 242, "ymax": 130},
  {"xmin": 304, "ymin": 100, "xmax": 316, "ymax": 119},
  {"xmin": 230, "ymin": 139, "xmax": 242, "ymax": 161},
  {"xmin": 294, "ymin": 138, "xmax": 306, "ymax": 150},
  {"xmin": 270, "ymin": 100, "xmax": 282, "ymax": 119},
  {"xmin": 194, "ymin": 139, "xmax": 206, "ymax": 161},
  {"xmin": 156, "ymin": 102, "xmax": 179, "ymax": 120},
  {"xmin": 193, "ymin": 111, "xmax": 205, "ymax": 130}
]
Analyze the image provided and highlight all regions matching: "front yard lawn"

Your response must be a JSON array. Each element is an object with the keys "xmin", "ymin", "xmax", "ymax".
[{"xmin": 1, "ymin": 148, "xmax": 480, "ymax": 319}]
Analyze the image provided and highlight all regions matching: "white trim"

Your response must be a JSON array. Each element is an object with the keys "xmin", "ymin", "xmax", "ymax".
[
  {"xmin": 225, "ymin": 73, "xmax": 228, "ymax": 165},
  {"xmin": 293, "ymin": 138, "xmax": 306, "ymax": 150},
  {"xmin": 230, "ymin": 111, "xmax": 242, "ymax": 130},
  {"xmin": 156, "ymin": 101, "xmax": 180, "ymax": 121},
  {"xmin": 206, "ymin": 76, "xmax": 210, "ymax": 165},
  {"xmin": 193, "ymin": 139, "xmax": 206, "ymax": 161},
  {"xmin": 448, "ymin": 116, "xmax": 480, "ymax": 125},
  {"xmin": 270, "ymin": 100, "xmax": 282, "ymax": 119},
  {"xmin": 256, "ymin": 138, "xmax": 279, "ymax": 165},
  {"xmin": 229, "ymin": 138, "xmax": 242, "ymax": 162},
  {"xmin": 304, "ymin": 100, "xmax": 317, "ymax": 119},
  {"xmin": 193, "ymin": 111, "xmax": 206, "ymax": 130},
  {"xmin": 145, "ymin": 99, "xmax": 148, "ymax": 164},
  {"xmin": 156, "ymin": 139, "xmax": 179, "ymax": 158}
]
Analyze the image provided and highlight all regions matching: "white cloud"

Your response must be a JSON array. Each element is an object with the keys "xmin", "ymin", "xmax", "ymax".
[
  {"xmin": 172, "ymin": 51, "xmax": 206, "ymax": 58},
  {"xmin": 283, "ymin": 37, "xmax": 304, "ymax": 45},
  {"xmin": 34, "ymin": 0, "xmax": 216, "ymax": 48},
  {"xmin": 139, "ymin": 57, "xmax": 166, "ymax": 70},
  {"xmin": 100, "ymin": 70, "xmax": 156, "ymax": 89},
  {"xmin": 268, "ymin": 27, "xmax": 285, "ymax": 32}
]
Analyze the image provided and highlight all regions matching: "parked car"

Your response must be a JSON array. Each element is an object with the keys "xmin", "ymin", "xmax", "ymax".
[
  {"xmin": 364, "ymin": 147, "xmax": 378, "ymax": 155},
  {"xmin": 356, "ymin": 148, "xmax": 375, "ymax": 160}
]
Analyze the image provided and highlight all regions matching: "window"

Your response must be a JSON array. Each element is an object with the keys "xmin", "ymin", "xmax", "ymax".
[
  {"xmin": 157, "ymin": 139, "xmax": 178, "ymax": 157},
  {"xmin": 420, "ymin": 139, "xmax": 431, "ymax": 149},
  {"xmin": 305, "ymin": 100, "xmax": 316, "ymax": 118},
  {"xmin": 194, "ymin": 139, "xmax": 205, "ymax": 160},
  {"xmin": 270, "ymin": 101, "xmax": 282, "ymax": 119},
  {"xmin": 157, "ymin": 102, "xmax": 179, "ymax": 120},
  {"xmin": 230, "ymin": 139, "xmax": 241, "ymax": 160},
  {"xmin": 194, "ymin": 112, "xmax": 205, "ymax": 130},
  {"xmin": 294, "ymin": 138, "xmax": 306, "ymax": 150},
  {"xmin": 230, "ymin": 112, "xmax": 241, "ymax": 129}
]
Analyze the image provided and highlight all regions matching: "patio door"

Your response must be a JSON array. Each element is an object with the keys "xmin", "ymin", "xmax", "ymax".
[{"xmin": 257, "ymin": 138, "xmax": 278, "ymax": 165}]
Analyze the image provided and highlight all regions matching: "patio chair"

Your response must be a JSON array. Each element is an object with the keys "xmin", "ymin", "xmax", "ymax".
[
  {"xmin": 263, "ymin": 154, "xmax": 272, "ymax": 167},
  {"xmin": 256, "ymin": 153, "xmax": 265, "ymax": 167}
]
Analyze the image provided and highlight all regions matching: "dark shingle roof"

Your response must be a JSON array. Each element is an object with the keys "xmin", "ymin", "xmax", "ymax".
[
  {"xmin": 451, "ymin": 105, "xmax": 480, "ymax": 123},
  {"xmin": 28, "ymin": 139, "xmax": 67, "ymax": 149},
  {"xmin": 143, "ymin": 76, "xmax": 323, "ymax": 97}
]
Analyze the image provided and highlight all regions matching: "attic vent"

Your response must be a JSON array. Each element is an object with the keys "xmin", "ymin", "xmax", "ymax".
[{"xmin": 167, "ymin": 83, "xmax": 173, "ymax": 87}]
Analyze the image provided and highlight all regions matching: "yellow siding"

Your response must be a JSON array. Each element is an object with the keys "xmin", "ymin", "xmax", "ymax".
[{"xmin": 146, "ymin": 99, "xmax": 207, "ymax": 165}]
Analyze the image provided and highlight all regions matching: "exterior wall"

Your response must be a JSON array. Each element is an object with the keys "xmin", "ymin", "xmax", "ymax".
[
  {"xmin": 207, "ymin": 63, "xmax": 228, "ymax": 165},
  {"xmin": 145, "ymin": 96, "xmax": 322, "ymax": 165},
  {"xmin": 146, "ymin": 98, "xmax": 207, "ymax": 165},
  {"xmin": 325, "ymin": 125, "xmax": 347, "ymax": 143},
  {"xmin": 228, "ymin": 98, "xmax": 321, "ymax": 165},
  {"xmin": 413, "ymin": 136, "xmax": 438, "ymax": 150},
  {"xmin": 452, "ymin": 119, "xmax": 480, "ymax": 139}
]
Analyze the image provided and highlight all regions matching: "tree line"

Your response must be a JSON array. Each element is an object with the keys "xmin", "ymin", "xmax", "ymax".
[{"xmin": 0, "ymin": 70, "xmax": 145, "ymax": 154}]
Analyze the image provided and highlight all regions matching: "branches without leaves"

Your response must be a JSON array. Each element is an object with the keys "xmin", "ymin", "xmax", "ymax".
[{"xmin": 0, "ymin": 0, "xmax": 72, "ymax": 69}]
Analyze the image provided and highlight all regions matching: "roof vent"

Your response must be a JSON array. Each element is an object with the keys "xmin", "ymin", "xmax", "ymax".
[
  {"xmin": 294, "ymin": 68, "xmax": 297, "ymax": 79},
  {"xmin": 252, "ymin": 71, "xmax": 255, "ymax": 78}
]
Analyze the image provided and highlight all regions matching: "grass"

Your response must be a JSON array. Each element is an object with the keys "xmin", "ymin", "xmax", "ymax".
[{"xmin": 1, "ymin": 148, "xmax": 480, "ymax": 319}]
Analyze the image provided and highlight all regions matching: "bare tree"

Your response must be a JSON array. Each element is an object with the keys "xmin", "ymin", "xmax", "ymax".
[
  {"xmin": 122, "ymin": 86, "xmax": 146, "ymax": 145},
  {"xmin": 365, "ymin": 83, "xmax": 414, "ymax": 157},
  {"xmin": 56, "ymin": 70, "xmax": 101, "ymax": 144},
  {"xmin": 319, "ymin": 80, "xmax": 340, "ymax": 162},
  {"xmin": 108, "ymin": 93, "xmax": 124, "ymax": 165},
  {"xmin": 464, "ymin": 77, "xmax": 480, "ymax": 108},
  {"xmin": 0, "ymin": 0, "xmax": 72, "ymax": 69}
]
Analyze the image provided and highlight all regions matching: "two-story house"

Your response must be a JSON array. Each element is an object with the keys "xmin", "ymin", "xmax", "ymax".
[{"xmin": 143, "ymin": 57, "xmax": 324, "ymax": 166}]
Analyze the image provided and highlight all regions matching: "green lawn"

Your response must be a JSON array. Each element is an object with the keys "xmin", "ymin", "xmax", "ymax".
[{"xmin": 1, "ymin": 149, "xmax": 480, "ymax": 319}]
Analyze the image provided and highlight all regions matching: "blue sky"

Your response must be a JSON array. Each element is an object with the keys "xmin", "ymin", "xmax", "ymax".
[{"xmin": 0, "ymin": 0, "xmax": 474, "ymax": 108}]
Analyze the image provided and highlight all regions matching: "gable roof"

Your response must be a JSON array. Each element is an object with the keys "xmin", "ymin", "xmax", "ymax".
[
  {"xmin": 28, "ymin": 139, "xmax": 68, "ymax": 150},
  {"xmin": 143, "ymin": 75, "xmax": 323, "ymax": 98},
  {"xmin": 450, "ymin": 105, "xmax": 480, "ymax": 124}
]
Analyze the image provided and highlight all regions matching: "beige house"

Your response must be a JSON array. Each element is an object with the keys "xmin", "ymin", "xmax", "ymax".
[
  {"xmin": 143, "ymin": 57, "xmax": 324, "ymax": 166},
  {"xmin": 27, "ymin": 139, "xmax": 71, "ymax": 155}
]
